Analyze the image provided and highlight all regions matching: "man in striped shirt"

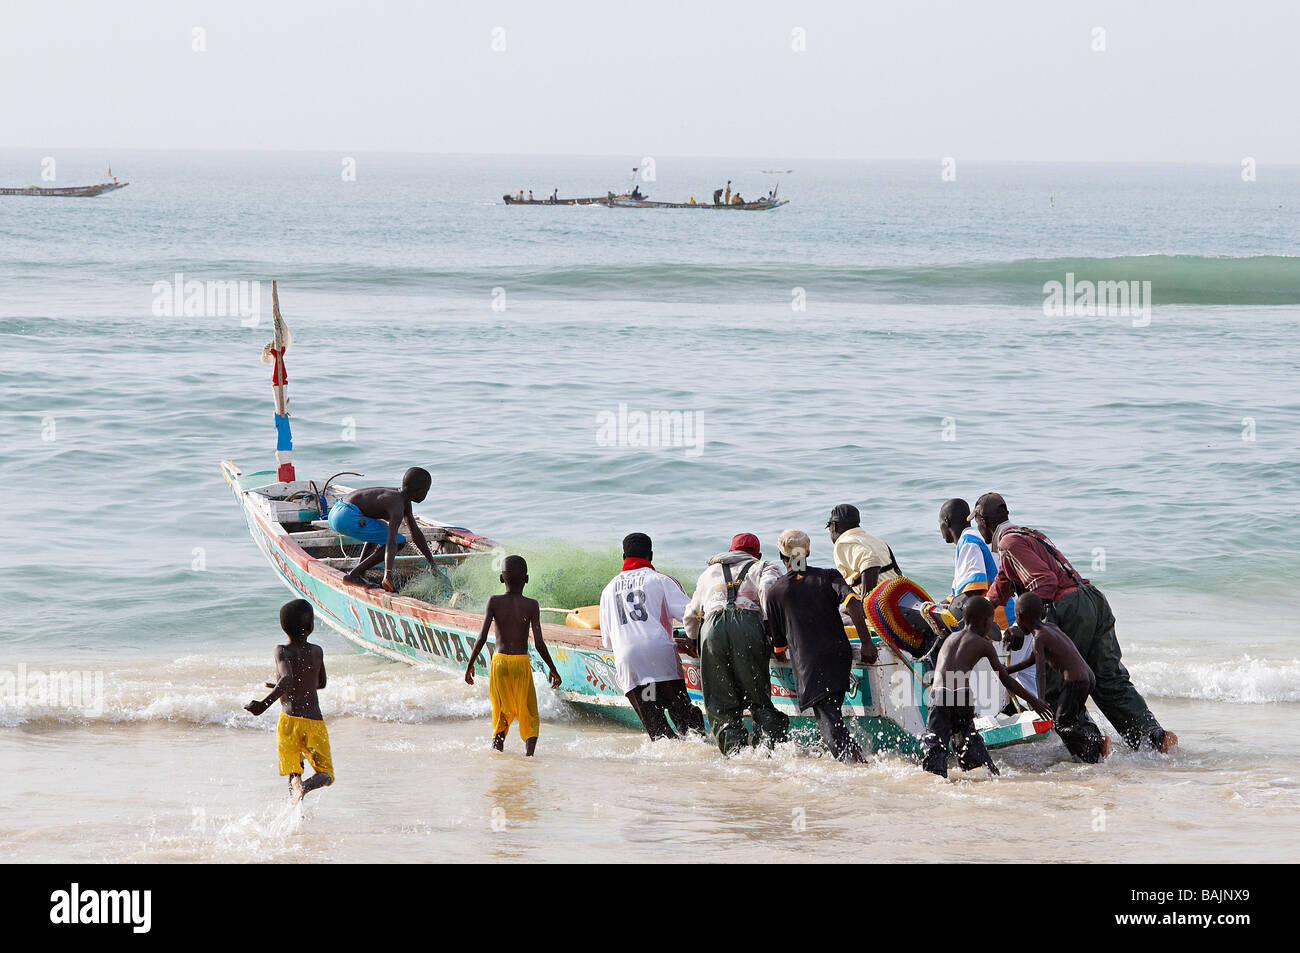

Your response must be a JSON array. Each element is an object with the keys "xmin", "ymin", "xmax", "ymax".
[{"xmin": 971, "ymin": 493, "xmax": 1176, "ymax": 753}]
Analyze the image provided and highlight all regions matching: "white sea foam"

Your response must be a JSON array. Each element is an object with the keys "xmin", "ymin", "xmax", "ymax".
[
  {"xmin": 1129, "ymin": 655, "xmax": 1300, "ymax": 704},
  {"xmin": 2, "ymin": 644, "xmax": 1294, "ymax": 733},
  {"xmin": 0, "ymin": 656, "xmax": 577, "ymax": 728}
]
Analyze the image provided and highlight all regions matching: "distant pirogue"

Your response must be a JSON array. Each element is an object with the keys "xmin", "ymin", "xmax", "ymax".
[
  {"xmin": 502, "ymin": 193, "xmax": 616, "ymax": 205},
  {"xmin": 609, "ymin": 196, "xmax": 788, "ymax": 210},
  {"xmin": 502, "ymin": 192, "xmax": 789, "ymax": 210},
  {"xmin": 1, "ymin": 179, "xmax": 128, "ymax": 198}
]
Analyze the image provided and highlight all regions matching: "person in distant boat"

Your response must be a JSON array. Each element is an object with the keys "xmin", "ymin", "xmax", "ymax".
[
  {"xmin": 516, "ymin": 190, "xmax": 524, "ymax": 201},
  {"xmin": 464, "ymin": 555, "xmax": 562, "ymax": 756},
  {"xmin": 827, "ymin": 503, "xmax": 901, "ymax": 599},
  {"xmin": 528, "ymin": 190, "xmax": 534, "ymax": 201},
  {"xmin": 1007, "ymin": 594, "xmax": 1110, "ymax": 762},
  {"xmin": 731, "ymin": 193, "xmax": 744, "ymax": 205},
  {"xmin": 970, "ymin": 492, "xmax": 1177, "ymax": 753},
  {"xmin": 599, "ymin": 533, "xmax": 706, "ymax": 741},
  {"xmin": 763, "ymin": 529, "xmax": 876, "ymax": 763},
  {"xmin": 939, "ymin": 498, "xmax": 1034, "ymax": 705},
  {"xmin": 921, "ymin": 596, "xmax": 1050, "ymax": 779},
  {"xmin": 551, "ymin": 188, "xmax": 559, "ymax": 202},
  {"xmin": 724, "ymin": 180, "xmax": 732, "ymax": 204},
  {"xmin": 244, "ymin": 599, "xmax": 334, "ymax": 803},
  {"xmin": 630, "ymin": 185, "xmax": 643, "ymax": 200},
  {"xmin": 683, "ymin": 533, "xmax": 789, "ymax": 755},
  {"xmin": 713, "ymin": 187, "xmax": 724, "ymax": 205},
  {"xmin": 328, "ymin": 467, "xmax": 442, "ymax": 592}
]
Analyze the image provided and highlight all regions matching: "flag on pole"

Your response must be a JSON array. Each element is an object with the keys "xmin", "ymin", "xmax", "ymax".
[{"xmin": 260, "ymin": 281, "xmax": 295, "ymax": 483}]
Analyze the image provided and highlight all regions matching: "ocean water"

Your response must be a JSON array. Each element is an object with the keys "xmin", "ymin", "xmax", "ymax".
[{"xmin": 1, "ymin": 151, "xmax": 1298, "ymax": 862}]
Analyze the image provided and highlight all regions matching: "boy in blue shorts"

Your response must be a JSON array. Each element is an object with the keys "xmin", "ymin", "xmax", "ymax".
[{"xmin": 327, "ymin": 467, "xmax": 442, "ymax": 591}]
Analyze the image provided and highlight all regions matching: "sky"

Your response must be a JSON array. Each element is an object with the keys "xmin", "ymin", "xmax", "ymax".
[{"xmin": 3, "ymin": 0, "xmax": 1298, "ymax": 162}]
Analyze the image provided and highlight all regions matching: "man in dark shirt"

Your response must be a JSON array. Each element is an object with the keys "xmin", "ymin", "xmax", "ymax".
[
  {"xmin": 764, "ymin": 529, "xmax": 877, "ymax": 763},
  {"xmin": 971, "ymin": 492, "xmax": 1176, "ymax": 753}
]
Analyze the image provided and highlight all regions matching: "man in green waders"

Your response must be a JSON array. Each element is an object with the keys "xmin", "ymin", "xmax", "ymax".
[{"xmin": 684, "ymin": 534, "xmax": 790, "ymax": 755}]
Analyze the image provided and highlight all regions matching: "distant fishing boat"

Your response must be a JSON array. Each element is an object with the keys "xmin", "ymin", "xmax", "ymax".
[
  {"xmin": 610, "ymin": 195, "xmax": 788, "ymax": 211},
  {"xmin": 1, "ymin": 168, "xmax": 128, "ymax": 198},
  {"xmin": 223, "ymin": 285, "xmax": 1050, "ymax": 755},
  {"xmin": 502, "ymin": 192, "xmax": 636, "ymax": 206}
]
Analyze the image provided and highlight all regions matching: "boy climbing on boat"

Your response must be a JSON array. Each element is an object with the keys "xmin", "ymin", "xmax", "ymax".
[
  {"xmin": 464, "ymin": 555, "xmax": 562, "ymax": 756},
  {"xmin": 1005, "ymin": 593, "xmax": 1111, "ymax": 762},
  {"xmin": 922, "ymin": 596, "xmax": 1051, "ymax": 778},
  {"xmin": 244, "ymin": 599, "xmax": 334, "ymax": 803},
  {"xmin": 328, "ymin": 466, "xmax": 442, "ymax": 592}
]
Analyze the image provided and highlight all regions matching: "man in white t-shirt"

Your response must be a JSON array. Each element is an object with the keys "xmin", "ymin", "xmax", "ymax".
[{"xmin": 599, "ymin": 533, "xmax": 707, "ymax": 741}]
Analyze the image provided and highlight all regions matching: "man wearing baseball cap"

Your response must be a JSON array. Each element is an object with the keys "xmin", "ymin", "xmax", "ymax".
[
  {"xmin": 971, "ymin": 492, "xmax": 1176, "ymax": 753},
  {"xmin": 683, "ymin": 534, "xmax": 789, "ymax": 755},
  {"xmin": 826, "ymin": 503, "xmax": 902, "ymax": 598}
]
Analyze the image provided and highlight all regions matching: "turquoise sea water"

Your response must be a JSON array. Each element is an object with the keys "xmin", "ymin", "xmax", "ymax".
[{"xmin": 1, "ymin": 152, "xmax": 1297, "ymax": 862}]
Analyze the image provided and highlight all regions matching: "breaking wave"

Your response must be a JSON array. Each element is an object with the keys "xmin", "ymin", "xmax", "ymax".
[{"xmin": 265, "ymin": 254, "xmax": 1300, "ymax": 305}]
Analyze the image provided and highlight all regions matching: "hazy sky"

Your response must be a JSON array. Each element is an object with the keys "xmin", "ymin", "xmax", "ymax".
[{"xmin": 4, "ymin": 0, "xmax": 1298, "ymax": 161}]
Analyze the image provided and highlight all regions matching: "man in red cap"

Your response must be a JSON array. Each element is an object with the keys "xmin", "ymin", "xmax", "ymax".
[{"xmin": 683, "ymin": 533, "xmax": 789, "ymax": 754}]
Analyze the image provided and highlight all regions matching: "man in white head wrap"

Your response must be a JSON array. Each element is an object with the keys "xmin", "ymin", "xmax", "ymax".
[{"xmin": 763, "ymin": 529, "xmax": 878, "ymax": 763}]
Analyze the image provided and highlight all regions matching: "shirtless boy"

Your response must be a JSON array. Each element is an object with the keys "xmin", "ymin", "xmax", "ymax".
[
  {"xmin": 464, "ymin": 556, "xmax": 562, "ymax": 756},
  {"xmin": 922, "ymin": 596, "xmax": 1051, "ymax": 778},
  {"xmin": 328, "ymin": 466, "xmax": 442, "ymax": 592},
  {"xmin": 1006, "ymin": 593, "xmax": 1111, "ymax": 762},
  {"xmin": 244, "ymin": 599, "xmax": 334, "ymax": 802}
]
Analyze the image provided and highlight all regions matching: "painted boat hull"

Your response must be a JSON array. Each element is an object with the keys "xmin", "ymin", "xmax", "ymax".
[{"xmin": 223, "ymin": 460, "xmax": 1050, "ymax": 755}]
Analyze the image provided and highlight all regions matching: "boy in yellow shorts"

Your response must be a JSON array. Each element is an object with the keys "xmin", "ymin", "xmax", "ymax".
[
  {"xmin": 245, "ymin": 599, "xmax": 334, "ymax": 802},
  {"xmin": 465, "ymin": 556, "xmax": 562, "ymax": 755}
]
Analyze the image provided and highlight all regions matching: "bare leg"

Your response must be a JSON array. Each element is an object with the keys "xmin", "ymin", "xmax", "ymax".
[
  {"xmin": 524, "ymin": 736, "xmax": 538, "ymax": 756},
  {"xmin": 299, "ymin": 772, "xmax": 332, "ymax": 798},
  {"xmin": 344, "ymin": 543, "xmax": 386, "ymax": 583},
  {"xmin": 492, "ymin": 731, "xmax": 506, "ymax": 751},
  {"xmin": 288, "ymin": 773, "xmax": 305, "ymax": 803}
]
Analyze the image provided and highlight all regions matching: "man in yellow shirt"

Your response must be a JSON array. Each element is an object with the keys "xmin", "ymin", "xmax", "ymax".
[{"xmin": 826, "ymin": 503, "xmax": 901, "ymax": 598}]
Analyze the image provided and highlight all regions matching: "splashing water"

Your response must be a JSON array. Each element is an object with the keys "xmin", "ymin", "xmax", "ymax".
[{"xmin": 400, "ymin": 540, "xmax": 697, "ymax": 614}]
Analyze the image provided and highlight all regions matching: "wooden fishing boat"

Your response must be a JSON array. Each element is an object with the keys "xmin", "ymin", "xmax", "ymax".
[
  {"xmin": 223, "ymin": 285, "xmax": 1050, "ymax": 756},
  {"xmin": 1, "ymin": 178, "xmax": 128, "ymax": 198},
  {"xmin": 502, "ymin": 192, "xmax": 641, "ymax": 206},
  {"xmin": 609, "ymin": 196, "xmax": 788, "ymax": 210}
]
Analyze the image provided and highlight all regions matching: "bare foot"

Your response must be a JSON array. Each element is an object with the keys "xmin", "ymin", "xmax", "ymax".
[
  {"xmin": 1100, "ymin": 735, "xmax": 1111, "ymax": 760},
  {"xmin": 341, "ymin": 572, "xmax": 366, "ymax": 587},
  {"xmin": 1158, "ymin": 730, "xmax": 1178, "ymax": 754},
  {"xmin": 289, "ymin": 775, "xmax": 305, "ymax": 804},
  {"xmin": 381, "ymin": 577, "xmax": 397, "ymax": 593}
]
